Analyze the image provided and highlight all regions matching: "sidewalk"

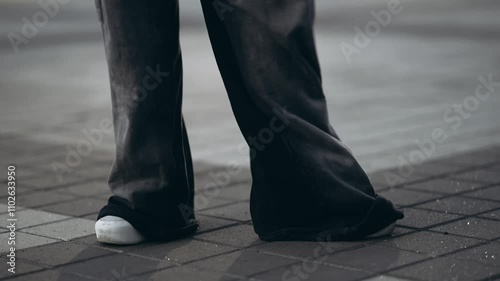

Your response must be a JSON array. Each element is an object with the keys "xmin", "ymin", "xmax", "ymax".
[
  {"xmin": 1, "ymin": 138, "xmax": 499, "ymax": 281},
  {"xmin": 1, "ymin": 0, "xmax": 500, "ymax": 280}
]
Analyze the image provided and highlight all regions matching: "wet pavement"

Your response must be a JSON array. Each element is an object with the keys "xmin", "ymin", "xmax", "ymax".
[
  {"xmin": 1, "ymin": 0, "xmax": 500, "ymax": 280},
  {"xmin": 1, "ymin": 141, "xmax": 500, "ymax": 281}
]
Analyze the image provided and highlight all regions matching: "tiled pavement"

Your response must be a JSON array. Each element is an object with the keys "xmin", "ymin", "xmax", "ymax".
[
  {"xmin": 1, "ymin": 0, "xmax": 500, "ymax": 280},
  {"xmin": 1, "ymin": 138, "xmax": 499, "ymax": 281}
]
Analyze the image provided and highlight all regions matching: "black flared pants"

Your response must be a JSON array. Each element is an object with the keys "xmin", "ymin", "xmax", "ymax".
[{"xmin": 95, "ymin": 0, "xmax": 403, "ymax": 242}]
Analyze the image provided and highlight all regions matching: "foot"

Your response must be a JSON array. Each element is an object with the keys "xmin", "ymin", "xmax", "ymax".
[
  {"xmin": 95, "ymin": 215, "xmax": 146, "ymax": 245},
  {"xmin": 365, "ymin": 222, "xmax": 396, "ymax": 238}
]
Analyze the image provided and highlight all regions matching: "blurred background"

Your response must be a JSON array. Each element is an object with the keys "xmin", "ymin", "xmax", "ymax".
[{"xmin": 1, "ymin": 0, "xmax": 499, "ymax": 173}]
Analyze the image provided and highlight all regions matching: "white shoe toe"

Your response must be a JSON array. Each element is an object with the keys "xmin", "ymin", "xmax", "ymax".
[{"xmin": 95, "ymin": 215, "xmax": 146, "ymax": 245}]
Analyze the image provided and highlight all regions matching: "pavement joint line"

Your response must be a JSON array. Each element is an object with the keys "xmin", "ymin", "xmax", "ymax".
[
  {"xmin": 352, "ymin": 238, "xmax": 492, "ymax": 281},
  {"xmin": 410, "ymin": 204, "xmax": 500, "ymax": 218},
  {"xmin": 14, "ymin": 217, "xmax": 74, "ymax": 232},
  {"xmin": 457, "ymin": 194, "xmax": 500, "ymax": 204},
  {"xmin": 117, "ymin": 249, "xmax": 246, "ymax": 280},
  {"xmin": 475, "ymin": 215, "xmax": 500, "ymax": 222},
  {"xmin": 195, "ymin": 178, "xmax": 253, "ymax": 194},
  {"xmin": 195, "ymin": 212, "xmax": 251, "ymax": 223},
  {"xmin": 398, "ymin": 182, "xmax": 500, "ymax": 209},
  {"xmin": 192, "ymin": 235, "xmax": 266, "ymax": 249},
  {"xmin": 15, "ymin": 230, "xmax": 68, "ymax": 243},
  {"xmin": 132, "ymin": 262, "xmax": 248, "ymax": 281},
  {"xmin": 196, "ymin": 198, "xmax": 249, "ymax": 212},
  {"xmin": 402, "ymin": 206, "xmax": 500, "ymax": 231},
  {"xmin": 400, "ymin": 182, "xmax": 500, "ymax": 201},
  {"xmin": 423, "ymin": 227, "xmax": 500, "ymax": 242},
  {"xmin": 17, "ymin": 176, "xmax": 107, "ymax": 193},
  {"xmin": 194, "ymin": 221, "xmax": 242, "ymax": 236},
  {"xmin": 2, "ymin": 268, "xmax": 50, "ymax": 281},
  {"xmin": 392, "ymin": 160, "xmax": 500, "ymax": 185},
  {"xmin": 9, "ymin": 251, "xmax": 117, "ymax": 278}
]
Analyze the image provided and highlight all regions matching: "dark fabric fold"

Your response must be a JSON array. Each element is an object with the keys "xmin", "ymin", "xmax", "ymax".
[{"xmin": 95, "ymin": 0, "xmax": 404, "ymax": 242}]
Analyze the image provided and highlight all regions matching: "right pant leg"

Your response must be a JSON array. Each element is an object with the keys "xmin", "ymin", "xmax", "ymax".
[{"xmin": 95, "ymin": 0, "xmax": 197, "ymax": 240}]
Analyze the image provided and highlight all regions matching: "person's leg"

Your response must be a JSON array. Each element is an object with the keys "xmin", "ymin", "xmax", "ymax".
[
  {"xmin": 94, "ymin": 0, "xmax": 197, "ymax": 242},
  {"xmin": 201, "ymin": 0, "xmax": 403, "ymax": 241}
]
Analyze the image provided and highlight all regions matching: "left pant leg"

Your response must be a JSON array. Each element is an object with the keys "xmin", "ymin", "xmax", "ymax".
[
  {"xmin": 94, "ymin": 0, "xmax": 197, "ymax": 240},
  {"xmin": 201, "ymin": 0, "xmax": 403, "ymax": 241}
]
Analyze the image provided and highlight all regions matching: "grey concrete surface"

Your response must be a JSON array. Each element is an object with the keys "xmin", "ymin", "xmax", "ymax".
[
  {"xmin": 1, "ymin": 1, "xmax": 500, "ymax": 280},
  {"xmin": 1, "ymin": 0, "xmax": 500, "ymax": 173}
]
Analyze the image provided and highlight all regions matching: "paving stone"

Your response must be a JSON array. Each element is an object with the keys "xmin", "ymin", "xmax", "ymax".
[
  {"xmin": 430, "ymin": 218, "xmax": 500, "ymax": 240},
  {"xmin": 368, "ymin": 169, "xmax": 428, "ymax": 188},
  {"xmin": 60, "ymin": 253, "xmax": 173, "ymax": 280},
  {"xmin": 444, "ymin": 149, "xmax": 500, "ymax": 167},
  {"xmin": 73, "ymin": 165, "xmax": 112, "ymax": 180},
  {"xmin": 449, "ymin": 167, "xmax": 500, "ymax": 184},
  {"xmin": 478, "ymin": 209, "xmax": 500, "ymax": 221},
  {"xmin": 194, "ymin": 196, "xmax": 234, "ymax": 211},
  {"xmin": 195, "ymin": 167, "xmax": 252, "ymax": 193},
  {"xmin": 188, "ymin": 250, "xmax": 297, "ymax": 277},
  {"xmin": 124, "ymin": 239, "xmax": 237, "ymax": 264},
  {"xmin": 410, "ymin": 161, "xmax": 469, "ymax": 177},
  {"xmin": 0, "ymin": 203, "xmax": 25, "ymax": 215},
  {"xmin": 402, "ymin": 178, "xmax": 486, "ymax": 194},
  {"xmin": 391, "ymin": 227, "xmax": 415, "ymax": 237},
  {"xmin": 18, "ymin": 173, "xmax": 87, "ymax": 190},
  {"xmin": 253, "ymin": 261, "xmax": 371, "ymax": 281},
  {"xmin": 199, "ymin": 202, "xmax": 251, "ymax": 222},
  {"xmin": 17, "ymin": 241, "xmax": 113, "ymax": 266},
  {"xmin": 416, "ymin": 197, "xmax": 500, "ymax": 216},
  {"xmin": 378, "ymin": 189, "xmax": 440, "ymax": 207},
  {"xmin": 461, "ymin": 185, "xmax": 500, "ymax": 201},
  {"xmin": 21, "ymin": 218, "xmax": 95, "ymax": 241},
  {"xmin": 81, "ymin": 213, "xmax": 98, "ymax": 220},
  {"xmin": 378, "ymin": 231, "xmax": 482, "ymax": 257},
  {"xmin": 39, "ymin": 198, "xmax": 107, "ymax": 217},
  {"xmin": 5, "ymin": 270, "xmax": 95, "ymax": 281},
  {"xmin": 139, "ymin": 266, "xmax": 238, "ymax": 281},
  {"xmin": 448, "ymin": 242, "xmax": 500, "ymax": 268},
  {"xmin": 216, "ymin": 183, "xmax": 251, "ymax": 201},
  {"xmin": 0, "ymin": 257, "xmax": 45, "ymax": 279},
  {"xmin": 388, "ymin": 256, "xmax": 500, "ymax": 281},
  {"xmin": 0, "ymin": 169, "xmax": 44, "ymax": 184},
  {"xmin": 0, "ymin": 209, "xmax": 69, "ymax": 230},
  {"xmin": 55, "ymin": 180, "xmax": 110, "ymax": 197},
  {"xmin": 17, "ymin": 191, "xmax": 76, "ymax": 208},
  {"xmin": 0, "ymin": 232, "xmax": 58, "ymax": 253},
  {"xmin": 196, "ymin": 215, "xmax": 239, "ymax": 234},
  {"xmin": 251, "ymin": 240, "xmax": 361, "ymax": 259},
  {"xmin": 196, "ymin": 224, "xmax": 263, "ymax": 248},
  {"xmin": 0, "ymin": 183, "xmax": 31, "ymax": 198},
  {"xmin": 322, "ymin": 245, "xmax": 427, "ymax": 273},
  {"xmin": 397, "ymin": 208, "xmax": 463, "ymax": 229},
  {"xmin": 70, "ymin": 234, "xmax": 105, "ymax": 246},
  {"xmin": 362, "ymin": 276, "xmax": 413, "ymax": 281}
]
